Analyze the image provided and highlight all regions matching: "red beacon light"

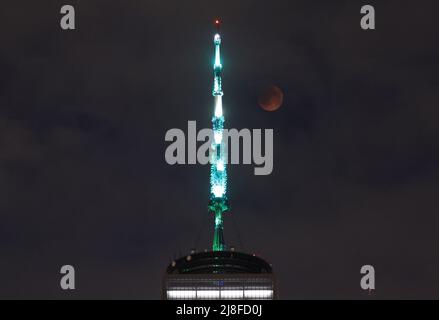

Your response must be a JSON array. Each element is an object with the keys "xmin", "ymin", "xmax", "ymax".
[{"xmin": 214, "ymin": 18, "xmax": 221, "ymax": 30}]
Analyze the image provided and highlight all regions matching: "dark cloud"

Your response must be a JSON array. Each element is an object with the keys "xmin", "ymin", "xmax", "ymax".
[{"xmin": 0, "ymin": 0, "xmax": 438, "ymax": 299}]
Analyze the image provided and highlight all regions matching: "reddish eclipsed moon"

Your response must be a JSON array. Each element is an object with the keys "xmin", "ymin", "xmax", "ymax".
[{"xmin": 258, "ymin": 85, "xmax": 284, "ymax": 111}]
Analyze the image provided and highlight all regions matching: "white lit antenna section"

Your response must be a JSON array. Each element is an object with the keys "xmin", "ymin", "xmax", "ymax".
[
  {"xmin": 214, "ymin": 34, "xmax": 222, "ymax": 69},
  {"xmin": 214, "ymin": 95, "xmax": 223, "ymax": 118}
]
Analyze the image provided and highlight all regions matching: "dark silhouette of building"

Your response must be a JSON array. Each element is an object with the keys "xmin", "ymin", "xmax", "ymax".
[{"xmin": 163, "ymin": 251, "xmax": 275, "ymax": 300}]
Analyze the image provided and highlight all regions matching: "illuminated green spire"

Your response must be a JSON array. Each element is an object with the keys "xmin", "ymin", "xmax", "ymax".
[{"xmin": 209, "ymin": 20, "xmax": 229, "ymax": 252}]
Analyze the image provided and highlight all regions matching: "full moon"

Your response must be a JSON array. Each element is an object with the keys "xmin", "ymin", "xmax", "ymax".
[{"xmin": 258, "ymin": 85, "xmax": 283, "ymax": 111}]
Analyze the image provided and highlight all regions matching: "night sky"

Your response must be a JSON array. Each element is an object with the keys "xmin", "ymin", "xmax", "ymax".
[{"xmin": 1, "ymin": 0, "xmax": 438, "ymax": 299}]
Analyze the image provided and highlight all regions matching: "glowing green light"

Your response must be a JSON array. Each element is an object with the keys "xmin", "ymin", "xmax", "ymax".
[{"xmin": 208, "ymin": 27, "xmax": 229, "ymax": 252}]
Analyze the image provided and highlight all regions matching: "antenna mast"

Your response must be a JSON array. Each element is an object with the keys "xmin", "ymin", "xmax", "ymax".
[{"xmin": 208, "ymin": 18, "xmax": 229, "ymax": 252}]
